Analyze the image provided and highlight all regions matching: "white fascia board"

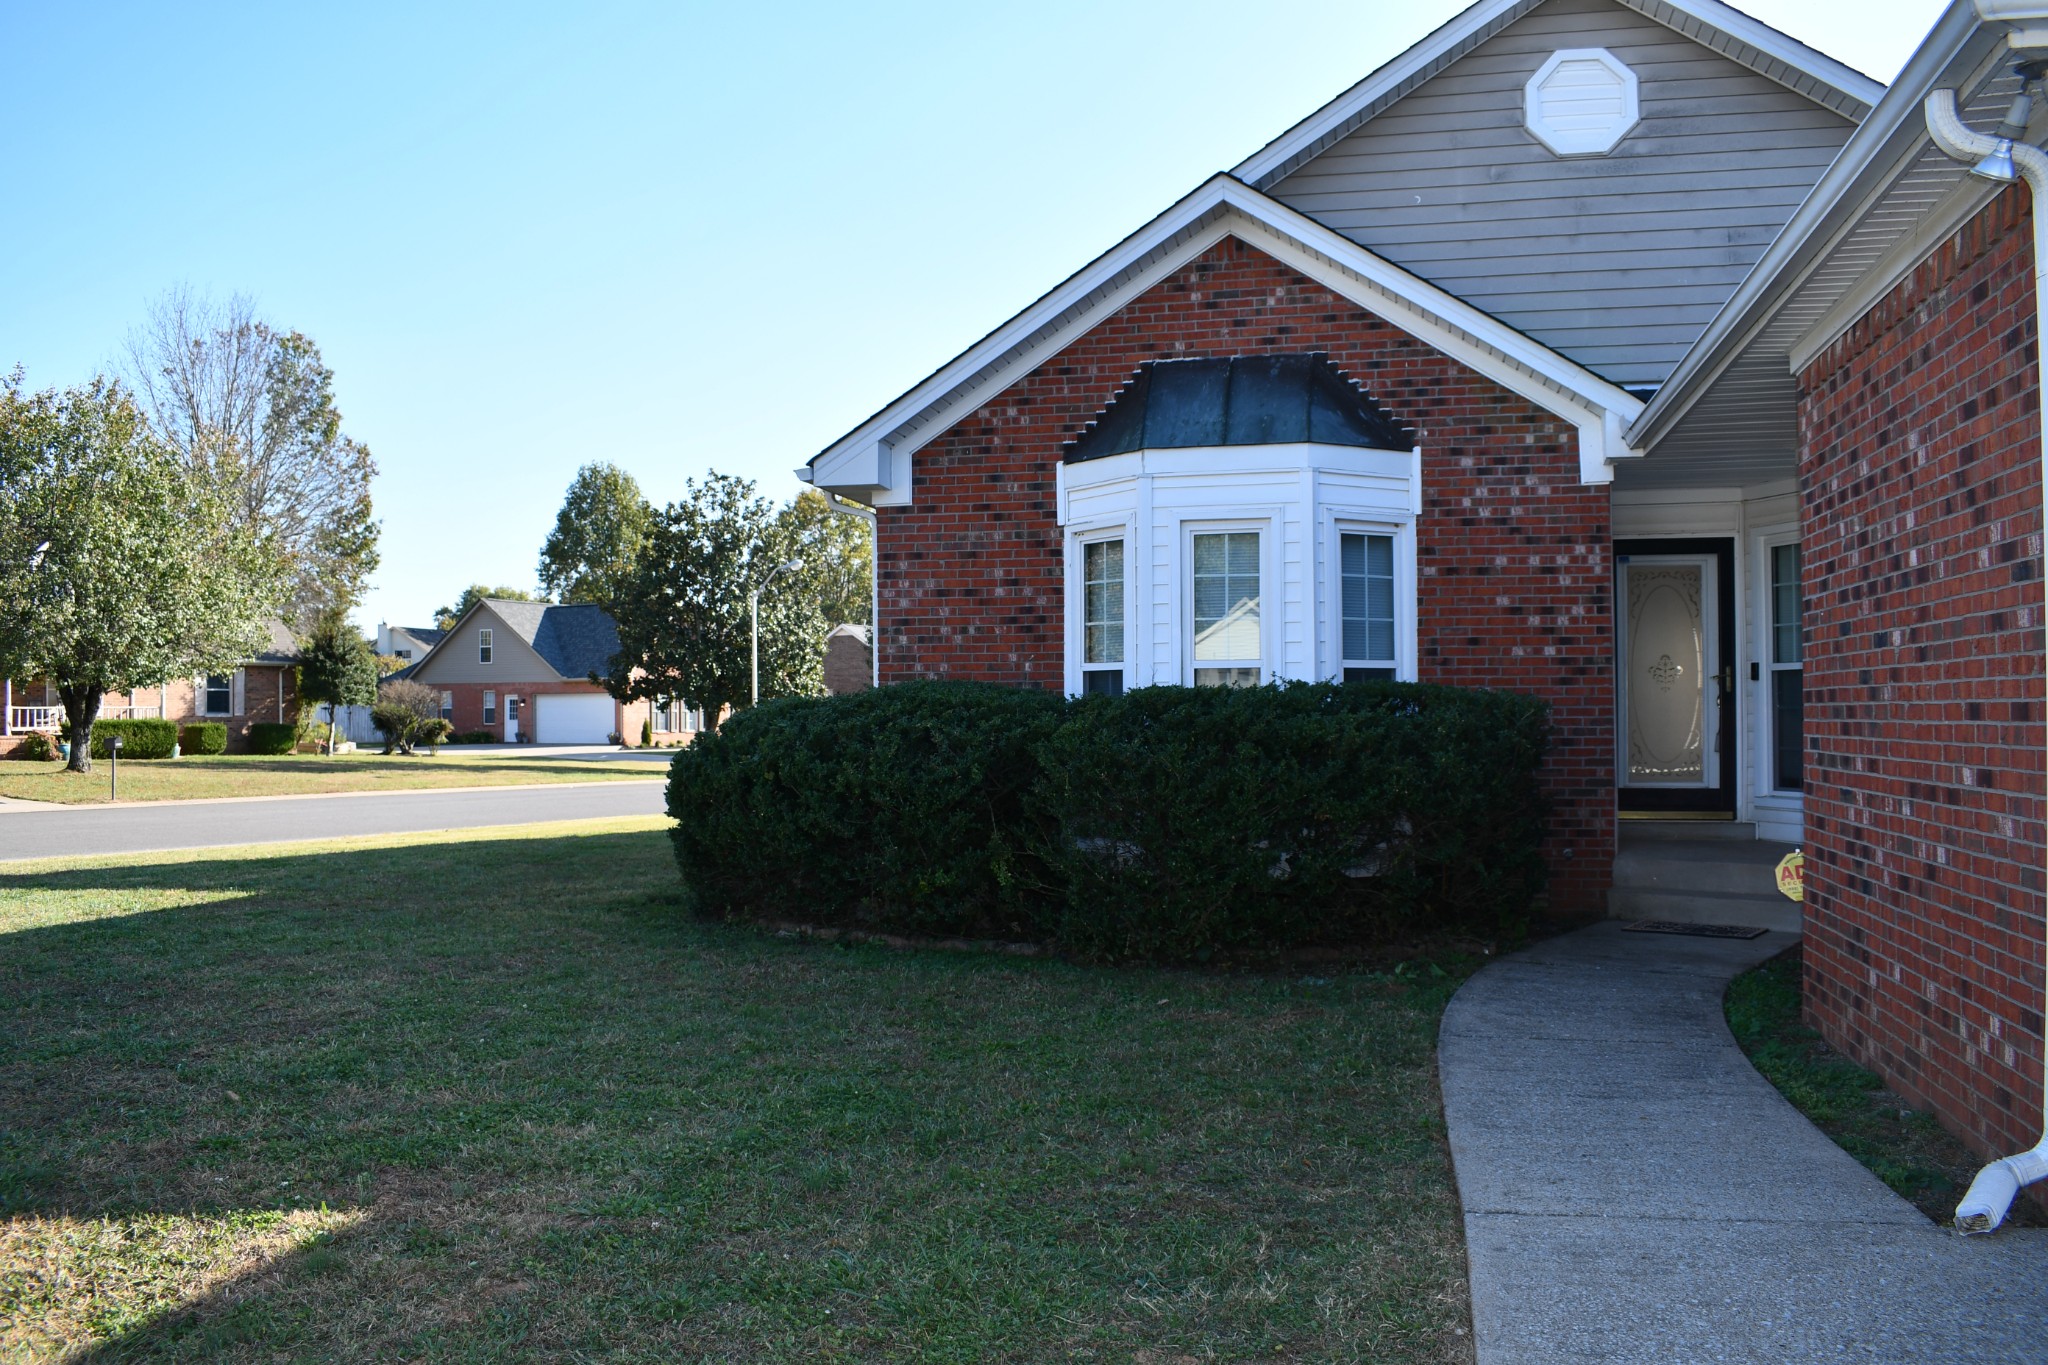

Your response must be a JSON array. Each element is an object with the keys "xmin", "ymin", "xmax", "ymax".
[
  {"xmin": 1626, "ymin": 0, "xmax": 2000, "ymax": 453},
  {"xmin": 1232, "ymin": 0, "xmax": 1537, "ymax": 187},
  {"xmin": 1231, "ymin": 0, "xmax": 1882, "ymax": 190}
]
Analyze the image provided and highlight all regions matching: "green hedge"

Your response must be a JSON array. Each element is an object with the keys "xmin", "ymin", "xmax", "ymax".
[
  {"xmin": 12, "ymin": 732, "xmax": 56, "ymax": 762},
  {"xmin": 1035, "ymin": 681, "xmax": 1547, "ymax": 959},
  {"xmin": 668, "ymin": 681, "xmax": 1067, "ymax": 939},
  {"xmin": 667, "ymin": 680, "xmax": 1547, "ymax": 961},
  {"xmin": 248, "ymin": 722, "xmax": 298, "ymax": 755},
  {"xmin": 89, "ymin": 718, "xmax": 179, "ymax": 759},
  {"xmin": 179, "ymin": 722, "xmax": 228, "ymax": 756}
]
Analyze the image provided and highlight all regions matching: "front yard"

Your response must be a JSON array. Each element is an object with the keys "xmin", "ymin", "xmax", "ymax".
[
  {"xmin": 0, "ymin": 751, "xmax": 662, "ymax": 805},
  {"xmin": 0, "ymin": 819, "xmax": 1474, "ymax": 1362}
]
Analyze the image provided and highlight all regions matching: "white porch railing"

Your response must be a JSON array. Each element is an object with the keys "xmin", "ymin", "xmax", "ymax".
[
  {"xmin": 7, "ymin": 706, "xmax": 62, "ymax": 733},
  {"xmin": 101, "ymin": 705, "xmax": 160, "ymax": 721}
]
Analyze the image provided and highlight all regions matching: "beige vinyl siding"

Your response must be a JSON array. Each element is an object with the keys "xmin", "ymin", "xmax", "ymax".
[
  {"xmin": 409, "ymin": 606, "xmax": 562, "ymax": 684},
  {"xmin": 1270, "ymin": 0, "xmax": 1857, "ymax": 387}
]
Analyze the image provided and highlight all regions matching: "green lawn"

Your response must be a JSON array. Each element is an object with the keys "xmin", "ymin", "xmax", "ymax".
[
  {"xmin": 0, "ymin": 819, "xmax": 1475, "ymax": 1363},
  {"xmin": 0, "ymin": 751, "xmax": 663, "ymax": 805},
  {"xmin": 1725, "ymin": 947, "xmax": 2046, "ymax": 1228}
]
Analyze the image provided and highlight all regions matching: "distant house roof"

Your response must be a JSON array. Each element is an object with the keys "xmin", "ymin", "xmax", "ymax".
[
  {"xmin": 827, "ymin": 623, "xmax": 871, "ymax": 644},
  {"xmin": 250, "ymin": 618, "xmax": 299, "ymax": 665},
  {"xmin": 398, "ymin": 626, "xmax": 446, "ymax": 648},
  {"xmin": 479, "ymin": 600, "xmax": 623, "ymax": 681},
  {"xmin": 1064, "ymin": 354, "xmax": 1411, "ymax": 464}
]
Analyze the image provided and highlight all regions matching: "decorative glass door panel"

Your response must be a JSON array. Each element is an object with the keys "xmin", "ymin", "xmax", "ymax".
[{"xmin": 1616, "ymin": 543, "xmax": 1733, "ymax": 814}]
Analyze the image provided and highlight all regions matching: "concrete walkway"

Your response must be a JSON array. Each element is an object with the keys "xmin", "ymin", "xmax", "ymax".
[
  {"xmin": 1440, "ymin": 922, "xmax": 2048, "ymax": 1363},
  {"xmin": 0, "ymin": 780, "xmax": 667, "ymax": 862}
]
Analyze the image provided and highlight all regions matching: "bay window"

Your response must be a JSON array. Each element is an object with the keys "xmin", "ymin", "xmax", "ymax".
[
  {"xmin": 1191, "ymin": 530, "xmax": 1263, "ymax": 687},
  {"xmin": 1341, "ymin": 531, "xmax": 1397, "ymax": 681},
  {"xmin": 1082, "ymin": 538, "xmax": 1126, "ymax": 696}
]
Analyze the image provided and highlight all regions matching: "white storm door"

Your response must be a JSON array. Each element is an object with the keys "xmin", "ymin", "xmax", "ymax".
[{"xmin": 1618, "ymin": 555, "xmax": 1719, "ymax": 792}]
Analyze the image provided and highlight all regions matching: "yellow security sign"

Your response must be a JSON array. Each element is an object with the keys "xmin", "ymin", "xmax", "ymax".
[{"xmin": 1775, "ymin": 849, "xmax": 1805, "ymax": 902}]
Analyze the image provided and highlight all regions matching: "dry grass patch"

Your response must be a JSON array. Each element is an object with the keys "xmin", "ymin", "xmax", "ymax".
[{"xmin": 0, "ymin": 751, "xmax": 662, "ymax": 805}]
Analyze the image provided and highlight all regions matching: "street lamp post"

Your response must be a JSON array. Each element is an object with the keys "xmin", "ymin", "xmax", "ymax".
[{"xmin": 750, "ymin": 558, "xmax": 804, "ymax": 707}]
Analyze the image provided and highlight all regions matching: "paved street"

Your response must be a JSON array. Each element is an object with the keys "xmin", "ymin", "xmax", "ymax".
[{"xmin": 0, "ymin": 780, "xmax": 667, "ymax": 862}]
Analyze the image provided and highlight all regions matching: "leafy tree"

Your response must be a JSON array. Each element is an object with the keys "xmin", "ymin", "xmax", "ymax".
[
  {"xmin": 778, "ymin": 488, "xmax": 872, "ymax": 627},
  {"xmin": 126, "ymin": 289, "xmax": 379, "ymax": 630},
  {"xmin": 539, "ymin": 462, "xmax": 652, "ymax": 608},
  {"xmin": 370, "ymin": 679, "xmax": 453, "ymax": 755},
  {"xmin": 298, "ymin": 610, "xmax": 380, "ymax": 755},
  {"xmin": 605, "ymin": 471, "xmax": 824, "ymax": 724},
  {"xmin": 434, "ymin": 583, "xmax": 540, "ymax": 631},
  {"xmin": 0, "ymin": 373, "xmax": 285, "ymax": 773}
]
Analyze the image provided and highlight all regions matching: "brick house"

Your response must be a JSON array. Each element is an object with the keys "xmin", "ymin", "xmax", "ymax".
[
  {"xmin": 401, "ymin": 598, "xmax": 701, "ymax": 745},
  {"xmin": 1, "ymin": 619, "xmax": 301, "ymax": 755},
  {"xmin": 803, "ymin": 0, "xmax": 2048, "ymax": 1221}
]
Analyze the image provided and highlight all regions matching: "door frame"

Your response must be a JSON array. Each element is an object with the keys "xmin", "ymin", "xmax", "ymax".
[{"xmin": 1615, "ymin": 537, "xmax": 1737, "ymax": 816}]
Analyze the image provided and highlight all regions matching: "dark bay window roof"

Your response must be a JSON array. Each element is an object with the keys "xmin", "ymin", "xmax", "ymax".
[{"xmin": 1063, "ymin": 353, "xmax": 1410, "ymax": 464}]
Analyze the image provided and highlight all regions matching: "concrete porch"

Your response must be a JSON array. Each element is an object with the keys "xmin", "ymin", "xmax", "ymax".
[{"xmin": 1608, "ymin": 821, "xmax": 1801, "ymax": 934}]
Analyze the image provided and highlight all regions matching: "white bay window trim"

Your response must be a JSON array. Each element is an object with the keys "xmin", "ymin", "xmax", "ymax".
[{"xmin": 1058, "ymin": 444, "xmax": 1419, "ymax": 695}]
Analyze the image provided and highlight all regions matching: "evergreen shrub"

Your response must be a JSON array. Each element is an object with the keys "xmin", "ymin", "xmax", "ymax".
[
  {"xmin": 89, "ymin": 718, "xmax": 179, "ymax": 759},
  {"xmin": 668, "ymin": 681, "xmax": 1067, "ymax": 938},
  {"xmin": 248, "ymin": 722, "xmax": 298, "ymax": 755},
  {"xmin": 1034, "ymin": 680, "xmax": 1547, "ymax": 960},
  {"xmin": 14, "ymin": 732, "xmax": 57, "ymax": 762},
  {"xmin": 665, "ymin": 679, "xmax": 1547, "ymax": 962},
  {"xmin": 179, "ymin": 722, "xmax": 228, "ymax": 755}
]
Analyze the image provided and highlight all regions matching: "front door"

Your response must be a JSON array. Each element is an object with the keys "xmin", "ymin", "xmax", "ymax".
[
  {"xmin": 1616, "ymin": 539, "xmax": 1736, "ymax": 817},
  {"xmin": 505, "ymin": 696, "xmax": 520, "ymax": 743}
]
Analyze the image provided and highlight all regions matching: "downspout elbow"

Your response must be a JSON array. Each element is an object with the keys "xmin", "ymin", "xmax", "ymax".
[{"xmin": 1956, "ymin": 1143, "xmax": 2048, "ymax": 1232}]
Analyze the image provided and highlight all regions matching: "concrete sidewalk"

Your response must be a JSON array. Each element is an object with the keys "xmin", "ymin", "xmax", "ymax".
[{"xmin": 1440, "ymin": 922, "xmax": 2048, "ymax": 1363}]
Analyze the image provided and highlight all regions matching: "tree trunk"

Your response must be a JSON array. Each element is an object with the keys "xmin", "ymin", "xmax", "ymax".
[{"xmin": 58, "ymin": 683, "xmax": 103, "ymax": 774}]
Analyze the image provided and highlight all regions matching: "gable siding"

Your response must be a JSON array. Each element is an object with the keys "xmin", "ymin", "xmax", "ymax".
[
  {"xmin": 1271, "ymin": 0, "xmax": 1858, "ymax": 387},
  {"xmin": 410, "ymin": 606, "xmax": 561, "ymax": 684}
]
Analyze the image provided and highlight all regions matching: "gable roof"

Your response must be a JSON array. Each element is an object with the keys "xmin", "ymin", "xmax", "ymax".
[
  {"xmin": 485, "ymin": 600, "xmax": 623, "ymax": 681},
  {"xmin": 1625, "ymin": 0, "xmax": 2031, "ymax": 483},
  {"xmin": 1232, "ymin": 0, "xmax": 1885, "ymax": 190},
  {"xmin": 409, "ymin": 599, "xmax": 623, "ymax": 682},
  {"xmin": 804, "ymin": 174, "xmax": 1647, "ymax": 495},
  {"xmin": 249, "ymin": 618, "xmax": 300, "ymax": 666},
  {"xmin": 1064, "ymin": 354, "xmax": 1412, "ymax": 463}
]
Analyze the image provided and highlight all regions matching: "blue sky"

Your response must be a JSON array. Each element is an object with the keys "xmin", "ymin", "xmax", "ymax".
[{"xmin": 2, "ymin": 0, "xmax": 1944, "ymax": 630}]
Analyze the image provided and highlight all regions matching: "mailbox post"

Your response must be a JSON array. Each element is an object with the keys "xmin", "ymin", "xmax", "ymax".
[{"xmin": 109, "ymin": 733, "xmax": 123, "ymax": 802}]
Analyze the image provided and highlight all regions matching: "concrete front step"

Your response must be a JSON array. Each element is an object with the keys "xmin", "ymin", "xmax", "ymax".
[
  {"xmin": 1607, "ymin": 827, "xmax": 1803, "ymax": 934},
  {"xmin": 1606, "ymin": 886, "xmax": 1802, "ymax": 934},
  {"xmin": 1618, "ymin": 818, "xmax": 1759, "ymax": 841}
]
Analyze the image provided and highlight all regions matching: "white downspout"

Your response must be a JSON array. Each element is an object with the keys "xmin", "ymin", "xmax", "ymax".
[
  {"xmin": 822, "ymin": 493, "xmax": 880, "ymax": 688},
  {"xmin": 1926, "ymin": 85, "xmax": 2048, "ymax": 1232}
]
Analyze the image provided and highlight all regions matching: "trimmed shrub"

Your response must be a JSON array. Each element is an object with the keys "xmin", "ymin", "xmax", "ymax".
[
  {"xmin": 248, "ymin": 722, "xmax": 298, "ymax": 755},
  {"xmin": 1032, "ymin": 680, "xmax": 1547, "ymax": 960},
  {"xmin": 667, "ymin": 679, "xmax": 1547, "ymax": 962},
  {"xmin": 179, "ymin": 722, "xmax": 228, "ymax": 756},
  {"xmin": 13, "ymin": 732, "xmax": 57, "ymax": 762},
  {"xmin": 89, "ymin": 718, "xmax": 179, "ymax": 760},
  {"xmin": 372, "ymin": 679, "xmax": 449, "ymax": 755},
  {"xmin": 668, "ymin": 681, "xmax": 1068, "ymax": 938},
  {"xmin": 445, "ymin": 729, "xmax": 496, "ymax": 744}
]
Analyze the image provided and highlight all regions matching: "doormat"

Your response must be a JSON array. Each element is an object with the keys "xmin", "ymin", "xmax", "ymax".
[{"xmin": 1624, "ymin": 920, "xmax": 1768, "ymax": 940}]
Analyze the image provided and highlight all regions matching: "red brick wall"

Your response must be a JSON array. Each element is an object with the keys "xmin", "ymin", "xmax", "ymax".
[
  {"xmin": 874, "ymin": 235, "xmax": 1616, "ymax": 908},
  {"xmin": 1798, "ymin": 186, "xmax": 2046, "ymax": 1163}
]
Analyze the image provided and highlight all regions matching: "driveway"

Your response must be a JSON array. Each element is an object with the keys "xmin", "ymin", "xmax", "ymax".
[{"xmin": 0, "ymin": 780, "xmax": 667, "ymax": 862}]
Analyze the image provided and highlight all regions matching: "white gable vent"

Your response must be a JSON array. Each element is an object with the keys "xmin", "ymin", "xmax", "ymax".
[{"xmin": 1524, "ymin": 48, "xmax": 1638, "ymax": 157}]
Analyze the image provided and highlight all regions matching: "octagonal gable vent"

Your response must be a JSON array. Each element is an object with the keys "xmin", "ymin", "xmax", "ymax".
[{"xmin": 1524, "ymin": 48, "xmax": 1638, "ymax": 157}]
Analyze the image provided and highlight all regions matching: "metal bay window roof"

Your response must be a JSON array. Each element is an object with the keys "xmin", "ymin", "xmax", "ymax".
[{"xmin": 1062, "ymin": 353, "xmax": 1410, "ymax": 464}]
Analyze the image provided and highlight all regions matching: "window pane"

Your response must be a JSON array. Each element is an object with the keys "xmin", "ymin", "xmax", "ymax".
[
  {"xmin": 1192, "ymin": 532, "xmax": 1260, "ymax": 663},
  {"xmin": 1773, "ymin": 668, "xmax": 1803, "ymax": 791},
  {"xmin": 1771, "ymin": 543, "xmax": 1802, "ymax": 665},
  {"xmin": 1340, "ymin": 532, "xmax": 1396, "ymax": 666},
  {"xmin": 1344, "ymin": 666, "xmax": 1396, "ymax": 683},
  {"xmin": 1082, "ymin": 669, "xmax": 1124, "ymax": 697},
  {"xmin": 1083, "ymin": 538, "xmax": 1124, "ymax": 666},
  {"xmin": 1194, "ymin": 666, "xmax": 1260, "ymax": 688}
]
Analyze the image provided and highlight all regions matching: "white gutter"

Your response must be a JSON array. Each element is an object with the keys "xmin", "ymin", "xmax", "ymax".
[{"xmin": 1925, "ymin": 84, "xmax": 2048, "ymax": 1233}]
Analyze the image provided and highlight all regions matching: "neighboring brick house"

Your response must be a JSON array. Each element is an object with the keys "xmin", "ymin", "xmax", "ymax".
[
  {"xmin": 1, "ymin": 619, "xmax": 301, "ymax": 755},
  {"xmin": 401, "ymin": 598, "xmax": 700, "ymax": 745},
  {"xmin": 802, "ymin": 0, "xmax": 2048, "ymax": 1215}
]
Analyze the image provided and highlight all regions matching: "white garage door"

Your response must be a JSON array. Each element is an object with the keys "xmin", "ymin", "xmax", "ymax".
[{"xmin": 534, "ymin": 693, "xmax": 615, "ymax": 745}]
